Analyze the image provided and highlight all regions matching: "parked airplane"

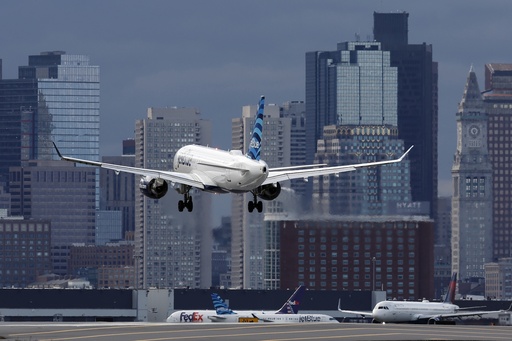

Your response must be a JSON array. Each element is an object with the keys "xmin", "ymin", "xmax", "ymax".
[
  {"xmin": 53, "ymin": 96, "xmax": 412, "ymax": 213},
  {"xmin": 338, "ymin": 272, "xmax": 512, "ymax": 324},
  {"xmin": 166, "ymin": 285, "xmax": 306, "ymax": 323},
  {"xmin": 207, "ymin": 286, "xmax": 338, "ymax": 323}
]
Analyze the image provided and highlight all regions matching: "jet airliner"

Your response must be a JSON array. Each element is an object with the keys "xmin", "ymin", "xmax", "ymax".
[
  {"xmin": 167, "ymin": 285, "xmax": 305, "ymax": 323},
  {"xmin": 53, "ymin": 96, "xmax": 413, "ymax": 212},
  {"xmin": 338, "ymin": 272, "xmax": 512, "ymax": 324}
]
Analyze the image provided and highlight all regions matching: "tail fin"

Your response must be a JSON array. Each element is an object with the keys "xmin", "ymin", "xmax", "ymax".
[
  {"xmin": 211, "ymin": 293, "xmax": 235, "ymax": 315},
  {"xmin": 275, "ymin": 285, "xmax": 306, "ymax": 314},
  {"xmin": 246, "ymin": 96, "xmax": 265, "ymax": 160},
  {"xmin": 444, "ymin": 272, "xmax": 457, "ymax": 304}
]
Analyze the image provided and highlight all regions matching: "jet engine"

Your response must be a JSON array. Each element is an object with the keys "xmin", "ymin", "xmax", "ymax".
[
  {"xmin": 139, "ymin": 176, "xmax": 168, "ymax": 199},
  {"xmin": 254, "ymin": 183, "xmax": 281, "ymax": 201}
]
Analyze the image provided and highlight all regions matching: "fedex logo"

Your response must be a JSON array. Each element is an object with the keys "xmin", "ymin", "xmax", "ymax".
[{"xmin": 179, "ymin": 312, "xmax": 204, "ymax": 322}]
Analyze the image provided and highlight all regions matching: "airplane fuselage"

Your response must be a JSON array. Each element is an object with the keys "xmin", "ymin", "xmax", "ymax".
[
  {"xmin": 372, "ymin": 301, "xmax": 457, "ymax": 323},
  {"xmin": 173, "ymin": 145, "xmax": 269, "ymax": 193},
  {"xmin": 166, "ymin": 310, "xmax": 338, "ymax": 323},
  {"xmin": 251, "ymin": 313, "xmax": 339, "ymax": 323}
]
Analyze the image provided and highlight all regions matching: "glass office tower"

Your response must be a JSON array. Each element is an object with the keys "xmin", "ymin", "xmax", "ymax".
[
  {"xmin": 18, "ymin": 51, "xmax": 100, "ymax": 162},
  {"xmin": 0, "ymin": 51, "xmax": 100, "ymax": 188}
]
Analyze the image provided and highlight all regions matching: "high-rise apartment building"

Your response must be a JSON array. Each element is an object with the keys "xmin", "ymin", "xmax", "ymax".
[
  {"xmin": 135, "ymin": 107, "xmax": 212, "ymax": 289},
  {"xmin": 483, "ymin": 63, "xmax": 512, "ymax": 260},
  {"xmin": 451, "ymin": 68, "xmax": 493, "ymax": 280},
  {"xmin": 231, "ymin": 101, "xmax": 306, "ymax": 289}
]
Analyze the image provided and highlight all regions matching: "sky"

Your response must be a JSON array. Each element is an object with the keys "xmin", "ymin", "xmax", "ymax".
[{"xmin": 2, "ymin": 0, "xmax": 512, "ymax": 223}]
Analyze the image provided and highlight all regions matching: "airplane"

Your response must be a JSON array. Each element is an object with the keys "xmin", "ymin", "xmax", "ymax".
[
  {"xmin": 53, "ymin": 96, "xmax": 413, "ymax": 213},
  {"xmin": 201, "ymin": 286, "xmax": 338, "ymax": 323},
  {"xmin": 338, "ymin": 272, "xmax": 512, "ymax": 324},
  {"xmin": 166, "ymin": 285, "xmax": 306, "ymax": 323}
]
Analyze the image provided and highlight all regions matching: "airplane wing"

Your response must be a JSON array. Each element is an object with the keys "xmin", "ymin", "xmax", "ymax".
[
  {"xmin": 53, "ymin": 142, "xmax": 205, "ymax": 189},
  {"xmin": 251, "ymin": 313, "xmax": 272, "ymax": 322},
  {"xmin": 337, "ymin": 299, "xmax": 373, "ymax": 318},
  {"xmin": 263, "ymin": 146, "xmax": 413, "ymax": 185},
  {"xmin": 419, "ymin": 302, "xmax": 512, "ymax": 321},
  {"xmin": 208, "ymin": 315, "xmax": 230, "ymax": 322}
]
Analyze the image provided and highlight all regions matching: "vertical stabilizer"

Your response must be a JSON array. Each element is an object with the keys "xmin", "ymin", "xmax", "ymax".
[
  {"xmin": 275, "ymin": 285, "xmax": 306, "ymax": 314},
  {"xmin": 211, "ymin": 293, "xmax": 235, "ymax": 315},
  {"xmin": 246, "ymin": 96, "xmax": 265, "ymax": 160},
  {"xmin": 444, "ymin": 272, "xmax": 457, "ymax": 304}
]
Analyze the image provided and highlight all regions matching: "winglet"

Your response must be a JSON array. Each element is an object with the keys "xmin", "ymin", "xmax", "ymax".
[
  {"xmin": 246, "ymin": 96, "xmax": 265, "ymax": 161},
  {"xmin": 53, "ymin": 141, "xmax": 63, "ymax": 159},
  {"xmin": 398, "ymin": 145, "xmax": 414, "ymax": 162}
]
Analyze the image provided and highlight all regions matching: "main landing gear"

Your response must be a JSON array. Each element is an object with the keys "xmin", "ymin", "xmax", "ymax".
[
  {"xmin": 178, "ymin": 191, "xmax": 193, "ymax": 212},
  {"xmin": 248, "ymin": 193, "xmax": 263, "ymax": 213}
]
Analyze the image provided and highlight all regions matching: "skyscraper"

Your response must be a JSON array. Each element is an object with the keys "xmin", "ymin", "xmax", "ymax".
[
  {"xmin": 373, "ymin": 12, "xmax": 438, "ymax": 219},
  {"xmin": 483, "ymin": 63, "xmax": 512, "ymax": 260},
  {"xmin": 306, "ymin": 13, "xmax": 437, "ymax": 218},
  {"xmin": 1, "ymin": 51, "xmax": 100, "ymax": 163},
  {"xmin": 100, "ymin": 139, "xmax": 136, "ymax": 239},
  {"xmin": 451, "ymin": 67, "xmax": 493, "ymax": 280},
  {"xmin": 1, "ymin": 51, "xmax": 100, "ymax": 276},
  {"xmin": 309, "ymin": 41, "xmax": 411, "ymax": 216},
  {"xmin": 231, "ymin": 101, "xmax": 306, "ymax": 289},
  {"xmin": 231, "ymin": 102, "xmax": 290, "ymax": 289},
  {"xmin": 135, "ymin": 107, "xmax": 212, "ymax": 289},
  {"xmin": 9, "ymin": 160, "xmax": 97, "ymax": 275}
]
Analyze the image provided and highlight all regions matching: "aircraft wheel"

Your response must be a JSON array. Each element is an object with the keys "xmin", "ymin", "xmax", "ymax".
[
  {"xmin": 178, "ymin": 200, "xmax": 185, "ymax": 212},
  {"xmin": 248, "ymin": 201, "xmax": 254, "ymax": 212},
  {"xmin": 187, "ymin": 199, "xmax": 193, "ymax": 212},
  {"xmin": 257, "ymin": 201, "xmax": 263, "ymax": 212}
]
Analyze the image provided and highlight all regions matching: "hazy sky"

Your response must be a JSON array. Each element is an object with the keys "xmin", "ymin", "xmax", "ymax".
[{"xmin": 2, "ymin": 0, "xmax": 512, "ymax": 221}]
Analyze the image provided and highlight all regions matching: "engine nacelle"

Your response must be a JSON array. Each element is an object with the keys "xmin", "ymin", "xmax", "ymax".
[
  {"xmin": 139, "ymin": 177, "xmax": 169, "ymax": 199},
  {"xmin": 254, "ymin": 183, "xmax": 281, "ymax": 201}
]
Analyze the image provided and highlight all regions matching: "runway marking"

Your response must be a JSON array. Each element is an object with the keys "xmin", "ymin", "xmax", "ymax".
[
  {"xmin": 261, "ymin": 333, "xmax": 405, "ymax": 341},
  {"xmin": 14, "ymin": 325, "xmax": 382, "ymax": 341}
]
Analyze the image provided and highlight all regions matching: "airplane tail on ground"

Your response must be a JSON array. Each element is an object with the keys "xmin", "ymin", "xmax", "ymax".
[
  {"xmin": 211, "ymin": 293, "xmax": 235, "ymax": 315},
  {"xmin": 444, "ymin": 272, "xmax": 457, "ymax": 304},
  {"xmin": 275, "ymin": 285, "xmax": 306, "ymax": 314},
  {"xmin": 246, "ymin": 96, "xmax": 265, "ymax": 161}
]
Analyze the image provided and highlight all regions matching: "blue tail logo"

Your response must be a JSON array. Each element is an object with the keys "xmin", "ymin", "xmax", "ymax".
[
  {"xmin": 211, "ymin": 293, "xmax": 235, "ymax": 315},
  {"xmin": 246, "ymin": 96, "xmax": 265, "ymax": 161},
  {"xmin": 276, "ymin": 285, "xmax": 306, "ymax": 314}
]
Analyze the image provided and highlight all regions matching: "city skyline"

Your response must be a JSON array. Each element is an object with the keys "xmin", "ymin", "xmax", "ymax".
[{"xmin": 2, "ymin": 0, "xmax": 512, "ymax": 221}]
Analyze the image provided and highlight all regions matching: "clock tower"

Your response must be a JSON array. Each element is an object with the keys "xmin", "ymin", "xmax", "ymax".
[{"xmin": 452, "ymin": 66, "xmax": 493, "ymax": 281}]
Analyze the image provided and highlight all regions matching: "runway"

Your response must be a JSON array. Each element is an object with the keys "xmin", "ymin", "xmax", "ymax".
[{"xmin": 0, "ymin": 322, "xmax": 511, "ymax": 341}]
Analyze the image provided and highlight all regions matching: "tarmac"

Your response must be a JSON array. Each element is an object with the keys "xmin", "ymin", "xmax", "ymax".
[{"xmin": 0, "ymin": 321, "xmax": 511, "ymax": 341}]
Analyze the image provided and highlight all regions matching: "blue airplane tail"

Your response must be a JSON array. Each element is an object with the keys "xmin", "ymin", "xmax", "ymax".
[
  {"xmin": 211, "ymin": 293, "xmax": 235, "ymax": 315},
  {"xmin": 275, "ymin": 285, "xmax": 306, "ymax": 314},
  {"xmin": 246, "ymin": 96, "xmax": 265, "ymax": 161},
  {"xmin": 444, "ymin": 272, "xmax": 457, "ymax": 304}
]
